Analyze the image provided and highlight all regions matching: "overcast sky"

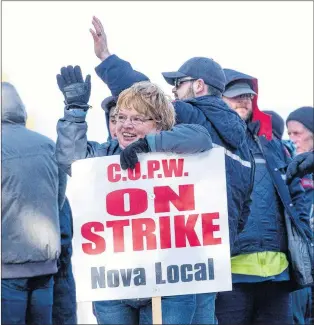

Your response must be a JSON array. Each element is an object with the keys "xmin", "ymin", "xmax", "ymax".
[{"xmin": 2, "ymin": 1, "xmax": 313, "ymax": 142}]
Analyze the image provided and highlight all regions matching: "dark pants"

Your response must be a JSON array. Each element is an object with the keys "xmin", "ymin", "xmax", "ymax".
[
  {"xmin": 291, "ymin": 287, "xmax": 312, "ymax": 324},
  {"xmin": 52, "ymin": 263, "xmax": 77, "ymax": 324},
  {"xmin": 93, "ymin": 294, "xmax": 196, "ymax": 324},
  {"xmin": 52, "ymin": 197, "xmax": 77, "ymax": 324},
  {"xmin": 1, "ymin": 275, "xmax": 54, "ymax": 325},
  {"xmin": 216, "ymin": 282, "xmax": 293, "ymax": 325}
]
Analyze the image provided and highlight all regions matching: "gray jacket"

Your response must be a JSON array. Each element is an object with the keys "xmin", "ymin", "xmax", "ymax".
[{"xmin": 1, "ymin": 82, "xmax": 67, "ymax": 279}]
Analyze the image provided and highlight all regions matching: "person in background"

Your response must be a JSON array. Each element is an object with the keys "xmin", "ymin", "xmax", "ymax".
[
  {"xmin": 101, "ymin": 95, "xmax": 117, "ymax": 140},
  {"xmin": 215, "ymin": 69, "xmax": 312, "ymax": 325},
  {"xmin": 55, "ymin": 65, "xmax": 214, "ymax": 324},
  {"xmin": 287, "ymin": 106, "xmax": 314, "ymax": 155},
  {"xmin": 262, "ymin": 110, "xmax": 284, "ymax": 140},
  {"xmin": 52, "ymin": 198, "xmax": 77, "ymax": 325},
  {"xmin": 1, "ymin": 82, "xmax": 67, "ymax": 325},
  {"xmin": 286, "ymin": 106, "xmax": 314, "ymax": 325}
]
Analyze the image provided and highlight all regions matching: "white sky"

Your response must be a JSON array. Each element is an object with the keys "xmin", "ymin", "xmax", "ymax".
[{"xmin": 2, "ymin": 1, "xmax": 314, "ymax": 143}]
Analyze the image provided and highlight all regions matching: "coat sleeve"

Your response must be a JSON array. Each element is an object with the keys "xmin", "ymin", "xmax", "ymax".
[
  {"xmin": 57, "ymin": 167, "xmax": 67, "ymax": 209},
  {"xmin": 146, "ymin": 124, "xmax": 213, "ymax": 154},
  {"xmin": 56, "ymin": 108, "xmax": 113, "ymax": 175},
  {"xmin": 173, "ymin": 101, "xmax": 210, "ymax": 128},
  {"xmin": 95, "ymin": 55, "xmax": 149, "ymax": 97},
  {"xmin": 281, "ymin": 144, "xmax": 313, "ymax": 237}
]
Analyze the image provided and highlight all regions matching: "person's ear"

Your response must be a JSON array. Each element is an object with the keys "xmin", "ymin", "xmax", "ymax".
[{"xmin": 194, "ymin": 79, "xmax": 205, "ymax": 94}]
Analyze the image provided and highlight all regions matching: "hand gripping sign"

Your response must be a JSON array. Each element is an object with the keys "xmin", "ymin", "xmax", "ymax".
[{"xmin": 67, "ymin": 148, "xmax": 232, "ymax": 303}]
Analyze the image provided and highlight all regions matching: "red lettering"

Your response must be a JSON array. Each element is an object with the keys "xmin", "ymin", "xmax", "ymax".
[
  {"xmin": 162, "ymin": 158, "xmax": 184, "ymax": 177},
  {"xmin": 106, "ymin": 220, "xmax": 130, "ymax": 252},
  {"xmin": 127, "ymin": 163, "xmax": 141, "ymax": 180},
  {"xmin": 132, "ymin": 218, "xmax": 157, "ymax": 251},
  {"xmin": 81, "ymin": 222, "xmax": 105, "ymax": 255},
  {"xmin": 159, "ymin": 216, "xmax": 171, "ymax": 249},
  {"xmin": 147, "ymin": 160, "xmax": 160, "ymax": 179},
  {"xmin": 106, "ymin": 189, "xmax": 148, "ymax": 216},
  {"xmin": 202, "ymin": 213, "xmax": 221, "ymax": 245},
  {"xmin": 154, "ymin": 184, "xmax": 195, "ymax": 213},
  {"xmin": 174, "ymin": 214, "xmax": 201, "ymax": 248},
  {"xmin": 107, "ymin": 163, "xmax": 121, "ymax": 183}
]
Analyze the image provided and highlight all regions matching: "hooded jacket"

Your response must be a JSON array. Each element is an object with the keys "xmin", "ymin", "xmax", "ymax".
[
  {"xmin": 1, "ymin": 82, "xmax": 67, "ymax": 279},
  {"xmin": 223, "ymin": 70, "xmax": 312, "ymax": 258},
  {"xmin": 94, "ymin": 55, "xmax": 254, "ymax": 253}
]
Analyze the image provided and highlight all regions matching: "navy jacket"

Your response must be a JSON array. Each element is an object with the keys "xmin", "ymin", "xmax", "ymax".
[
  {"xmin": 223, "ymin": 69, "xmax": 312, "ymax": 257},
  {"xmin": 95, "ymin": 55, "xmax": 254, "ymax": 253}
]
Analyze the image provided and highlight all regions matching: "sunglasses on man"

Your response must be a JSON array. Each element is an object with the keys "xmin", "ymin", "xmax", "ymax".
[{"xmin": 174, "ymin": 78, "xmax": 197, "ymax": 89}]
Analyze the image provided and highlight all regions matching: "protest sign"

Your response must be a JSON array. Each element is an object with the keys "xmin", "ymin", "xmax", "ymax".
[{"xmin": 67, "ymin": 148, "xmax": 232, "ymax": 302}]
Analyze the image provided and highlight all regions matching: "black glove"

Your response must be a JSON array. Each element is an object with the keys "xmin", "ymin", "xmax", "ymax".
[
  {"xmin": 57, "ymin": 65, "xmax": 91, "ymax": 110},
  {"xmin": 286, "ymin": 151, "xmax": 314, "ymax": 185},
  {"xmin": 120, "ymin": 138, "xmax": 151, "ymax": 170}
]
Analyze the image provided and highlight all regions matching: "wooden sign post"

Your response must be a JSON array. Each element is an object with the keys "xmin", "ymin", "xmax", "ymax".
[{"xmin": 152, "ymin": 296, "xmax": 162, "ymax": 324}]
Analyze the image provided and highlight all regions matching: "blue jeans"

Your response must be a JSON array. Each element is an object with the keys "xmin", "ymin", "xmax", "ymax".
[
  {"xmin": 216, "ymin": 282, "xmax": 293, "ymax": 325},
  {"xmin": 93, "ymin": 294, "xmax": 196, "ymax": 324},
  {"xmin": 1, "ymin": 275, "xmax": 54, "ymax": 325},
  {"xmin": 191, "ymin": 293, "xmax": 217, "ymax": 324}
]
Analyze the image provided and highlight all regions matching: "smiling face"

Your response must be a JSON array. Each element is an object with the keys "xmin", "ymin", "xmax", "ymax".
[
  {"xmin": 115, "ymin": 81, "xmax": 176, "ymax": 149},
  {"xmin": 116, "ymin": 107, "xmax": 157, "ymax": 149}
]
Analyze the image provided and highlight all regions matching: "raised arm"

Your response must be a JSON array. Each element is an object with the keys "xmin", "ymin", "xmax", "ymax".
[
  {"xmin": 90, "ymin": 16, "xmax": 149, "ymax": 97},
  {"xmin": 55, "ymin": 65, "xmax": 116, "ymax": 174}
]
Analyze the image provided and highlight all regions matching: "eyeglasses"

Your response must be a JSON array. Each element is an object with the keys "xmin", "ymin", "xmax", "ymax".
[
  {"xmin": 174, "ymin": 78, "xmax": 197, "ymax": 89},
  {"xmin": 234, "ymin": 93, "xmax": 255, "ymax": 100},
  {"xmin": 117, "ymin": 114, "xmax": 153, "ymax": 126}
]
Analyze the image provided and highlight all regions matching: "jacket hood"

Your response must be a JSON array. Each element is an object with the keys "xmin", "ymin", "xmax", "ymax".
[
  {"xmin": 101, "ymin": 95, "xmax": 117, "ymax": 141},
  {"xmin": 184, "ymin": 95, "xmax": 247, "ymax": 150},
  {"xmin": 1, "ymin": 82, "xmax": 27, "ymax": 125},
  {"xmin": 223, "ymin": 69, "xmax": 272, "ymax": 140}
]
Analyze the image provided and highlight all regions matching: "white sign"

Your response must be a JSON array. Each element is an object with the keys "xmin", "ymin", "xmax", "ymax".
[{"xmin": 67, "ymin": 149, "xmax": 232, "ymax": 302}]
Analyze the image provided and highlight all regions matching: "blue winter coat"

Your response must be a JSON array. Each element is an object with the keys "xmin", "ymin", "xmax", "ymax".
[
  {"xmin": 94, "ymin": 55, "xmax": 254, "ymax": 253},
  {"xmin": 223, "ymin": 69, "xmax": 312, "ymax": 257}
]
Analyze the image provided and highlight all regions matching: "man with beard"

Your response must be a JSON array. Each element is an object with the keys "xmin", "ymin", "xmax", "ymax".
[
  {"xmin": 215, "ymin": 69, "xmax": 312, "ymax": 324},
  {"xmin": 89, "ymin": 15, "xmax": 254, "ymax": 324}
]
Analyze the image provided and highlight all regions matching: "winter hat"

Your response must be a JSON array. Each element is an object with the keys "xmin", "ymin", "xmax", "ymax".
[
  {"xmin": 263, "ymin": 110, "xmax": 284, "ymax": 139},
  {"xmin": 286, "ymin": 106, "xmax": 314, "ymax": 134},
  {"xmin": 101, "ymin": 96, "xmax": 117, "ymax": 113}
]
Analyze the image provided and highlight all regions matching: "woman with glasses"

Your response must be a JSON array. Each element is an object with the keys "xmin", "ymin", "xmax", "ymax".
[{"xmin": 56, "ymin": 65, "xmax": 213, "ymax": 324}]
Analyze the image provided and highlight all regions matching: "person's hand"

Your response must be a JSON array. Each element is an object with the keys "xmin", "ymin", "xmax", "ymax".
[
  {"xmin": 120, "ymin": 138, "xmax": 151, "ymax": 170},
  {"xmin": 90, "ymin": 16, "xmax": 111, "ymax": 61},
  {"xmin": 286, "ymin": 151, "xmax": 314, "ymax": 184},
  {"xmin": 57, "ymin": 65, "xmax": 91, "ymax": 109}
]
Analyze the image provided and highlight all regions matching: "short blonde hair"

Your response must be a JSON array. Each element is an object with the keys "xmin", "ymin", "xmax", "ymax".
[{"xmin": 116, "ymin": 81, "xmax": 176, "ymax": 130}]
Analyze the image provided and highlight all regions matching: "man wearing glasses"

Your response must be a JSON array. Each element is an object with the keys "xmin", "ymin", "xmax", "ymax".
[{"xmin": 215, "ymin": 69, "xmax": 312, "ymax": 325}]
